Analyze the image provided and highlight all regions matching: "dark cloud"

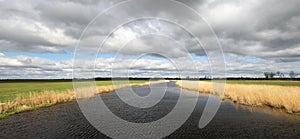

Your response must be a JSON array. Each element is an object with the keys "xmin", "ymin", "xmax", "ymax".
[
  {"xmin": 196, "ymin": 0, "xmax": 300, "ymax": 59},
  {"xmin": 0, "ymin": 0, "xmax": 299, "ymax": 78}
]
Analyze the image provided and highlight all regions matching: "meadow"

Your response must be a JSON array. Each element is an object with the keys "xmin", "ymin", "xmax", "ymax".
[
  {"xmin": 0, "ymin": 80, "xmax": 149, "ymax": 118},
  {"xmin": 176, "ymin": 80, "xmax": 300, "ymax": 114},
  {"xmin": 2, "ymin": 79, "xmax": 299, "ymax": 119},
  {"xmin": 0, "ymin": 80, "xmax": 147, "ymax": 102}
]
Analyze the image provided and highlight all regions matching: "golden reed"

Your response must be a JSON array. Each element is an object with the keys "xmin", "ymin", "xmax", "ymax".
[
  {"xmin": 176, "ymin": 81, "xmax": 300, "ymax": 113},
  {"xmin": 0, "ymin": 80, "xmax": 167, "ymax": 117}
]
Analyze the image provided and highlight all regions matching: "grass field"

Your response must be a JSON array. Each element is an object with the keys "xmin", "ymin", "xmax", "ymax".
[
  {"xmin": 0, "ymin": 80, "xmax": 149, "ymax": 119},
  {"xmin": 0, "ymin": 80, "xmax": 147, "ymax": 103},
  {"xmin": 176, "ymin": 80, "xmax": 300, "ymax": 114},
  {"xmin": 1, "ymin": 79, "xmax": 299, "ymax": 118}
]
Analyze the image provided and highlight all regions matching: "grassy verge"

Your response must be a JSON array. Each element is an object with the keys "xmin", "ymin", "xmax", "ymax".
[
  {"xmin": 0, "ymin": 80, "xmax": 149, "ymax": 119},
  {"xmin": 0, "ymin": 80, "xmax": 149, "ymax": 102},
  {"xmin": 176, "ymin": 80, "xmax": 300, "ymax": 114}
]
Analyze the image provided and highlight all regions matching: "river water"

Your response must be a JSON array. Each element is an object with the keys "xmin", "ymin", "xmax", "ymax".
[{"xmin": 0, "ymin": 82, "xmax": 299, "ymax": 138}]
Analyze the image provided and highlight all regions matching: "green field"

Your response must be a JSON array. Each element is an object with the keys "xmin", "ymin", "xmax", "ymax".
[
  {"xmin": 1, "ymin": 80, "xmax": 299, "ymax": 103},
  {"xmin": 0, "ymin": 80, "xmax": 147, "ymax": 103}
]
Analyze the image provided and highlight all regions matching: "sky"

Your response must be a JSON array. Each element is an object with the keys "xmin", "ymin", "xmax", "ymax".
[{"xmin": 0, "ymin": 0, "xmax": 300, "ymax": 79}]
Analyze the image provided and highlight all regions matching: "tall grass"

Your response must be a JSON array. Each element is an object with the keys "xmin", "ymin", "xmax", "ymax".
[
  {"xmin": 0, "ymin": 85, "xmax": 126, "ymax": 116},
  {"xmin": 0, "ymin": 80, "xmax": 166, "ymax": 119},
  {"xmin": 0, "ymin": 80, "xmax": 149, "ymax": 102},
  {"xmin": 176, "ymin": 81, "xmax": 300, "ymax": 113},
  {"xmin": 0, "ymin": 90, "xmax": 75, "ymax": 118}
]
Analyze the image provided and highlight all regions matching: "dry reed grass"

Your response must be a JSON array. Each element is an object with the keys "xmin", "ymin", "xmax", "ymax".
[
  {"xmin": 176, "ymin": 81, "xmax": 300, "ymax": 113},
  {"xmin": 0, "ymin": 80, "xmax": 168, "ymax": 118},
  {"xmin": 0, "ymin": 90, "xmax": 75, "ymax": 115},
  {"xmin": 0, "ymin": 86, "xmax": 124, "ymax": 115}
]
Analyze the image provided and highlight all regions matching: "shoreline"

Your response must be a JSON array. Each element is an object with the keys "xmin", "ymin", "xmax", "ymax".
[
  {"xmin": 176, "ymin": 80, "xmax": 300, "ymax": 114},
  {"xmin": 0, "ymin": 80, "xmax": 168, "ymax": 119},
  {"xmin": 1, "ymin": 82, "xmax": 299, "ymax": 138}
]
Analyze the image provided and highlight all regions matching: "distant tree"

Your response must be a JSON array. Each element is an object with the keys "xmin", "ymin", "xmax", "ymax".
[
  {"xmin": 276, "ymin": 71, "xmax": 284, "ymax": 78},
  {"xmin": 276, "ymin": 71, "xmax": 280, "ymax": 76},
  {"xmin": 264, "ymin": 72, "xmax": 268, "ymax": 79},
  {"xmin": 264, "ymin": 72, "xmax": 276, "ymax": 79},
  {"xmin": 289, "ymin": 71, "xmax": 297, "ymax": 79}
]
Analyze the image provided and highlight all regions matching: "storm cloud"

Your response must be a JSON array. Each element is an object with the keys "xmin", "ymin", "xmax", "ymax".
[{"xmin": 0, "ymin": 0, "xmax": 299, "ymax": 78}]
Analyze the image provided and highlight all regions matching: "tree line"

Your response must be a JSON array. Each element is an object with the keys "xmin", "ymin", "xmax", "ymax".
[{"xmin": 264, "ymin": 71, "xmax": 298, "ymax": 79}]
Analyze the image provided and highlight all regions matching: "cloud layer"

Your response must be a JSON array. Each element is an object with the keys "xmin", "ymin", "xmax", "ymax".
[{"xmin": 0, "ymin": 0, "xmax": 299, "ymax": 78}]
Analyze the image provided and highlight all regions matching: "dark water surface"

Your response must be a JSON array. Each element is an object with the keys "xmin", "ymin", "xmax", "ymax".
[{"xmin": 0, "ymin": 82, "xmax": 299, "ymax": 138}]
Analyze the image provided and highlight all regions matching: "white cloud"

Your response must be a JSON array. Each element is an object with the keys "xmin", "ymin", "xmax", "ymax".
[
  {"xmin": 0, "ymin": 0, "xmax": 299, "ymax": 78},
  {"xmin": 1, "ymin": 53, "xmax": 299, "ymax": 79}
]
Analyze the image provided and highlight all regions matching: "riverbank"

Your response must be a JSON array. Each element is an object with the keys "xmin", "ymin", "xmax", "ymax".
[
  {"xmin": 176, "ymin": 80, "xmax": 300, "ymax": 114},
  {"xmin": 1, "ymin": 82, "xmax": 299, "ymax": 138},
  {"xmin": 0, "ymin": 80, "xmax": 159, "ymax": 119}
]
